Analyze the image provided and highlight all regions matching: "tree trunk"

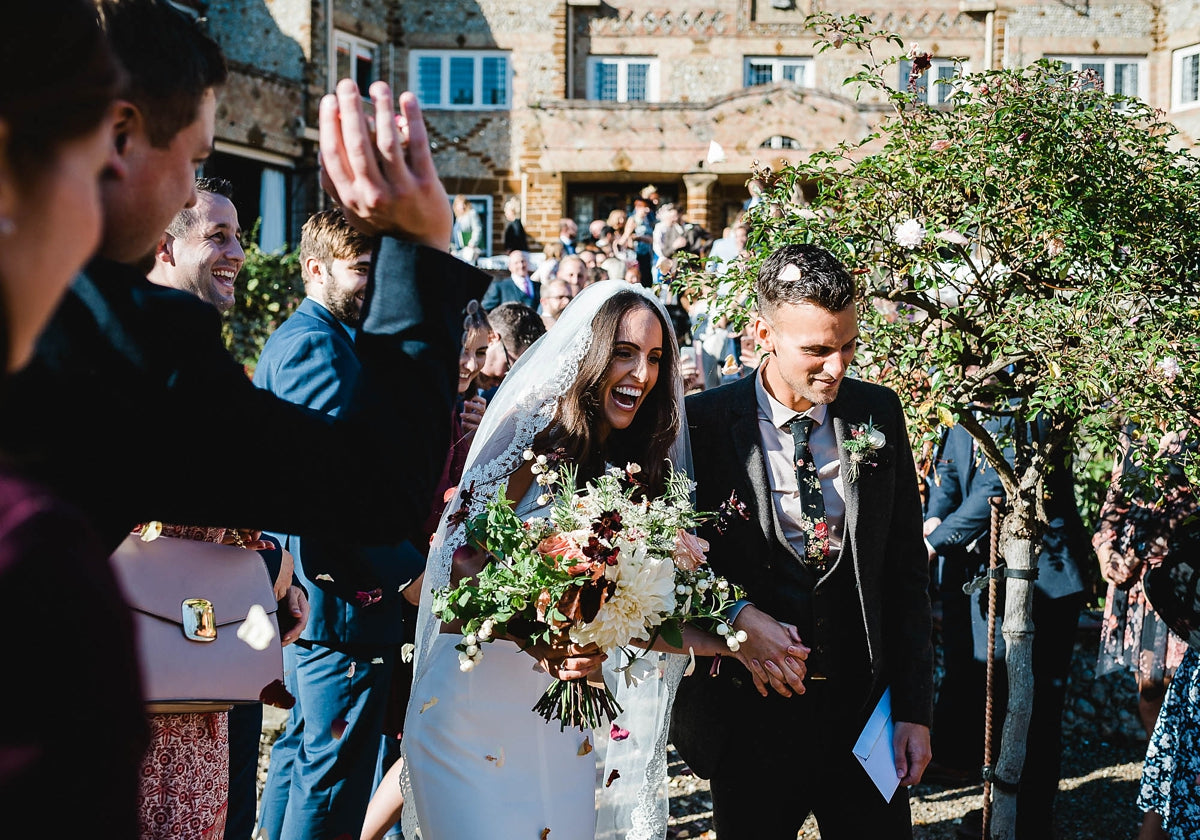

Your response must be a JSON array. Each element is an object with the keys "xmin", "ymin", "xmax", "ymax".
[{"xmin": 988, "ymin": 496, "xmax": 1038, "ymax": 840}]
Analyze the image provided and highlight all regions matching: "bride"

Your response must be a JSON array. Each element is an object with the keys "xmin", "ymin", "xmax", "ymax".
[{"xmin": 400, "ymin": 282, "xmax": 757, "ymax": 840}]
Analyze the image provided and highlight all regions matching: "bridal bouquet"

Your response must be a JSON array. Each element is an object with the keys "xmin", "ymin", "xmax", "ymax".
[{"xmin": 431, "ymin": 454, "xmax": 745, "ymax": 730}]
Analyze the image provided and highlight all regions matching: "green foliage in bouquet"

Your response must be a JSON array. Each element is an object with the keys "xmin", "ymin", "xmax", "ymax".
[{"xmin": 432, "ymin": 459, "xmax": 745, "ymax": 730}]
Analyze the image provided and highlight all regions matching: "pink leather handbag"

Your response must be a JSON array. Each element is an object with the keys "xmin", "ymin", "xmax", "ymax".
[{"xmin": 110, "ymin": 534, "xmax": 283, "ymax": 713}]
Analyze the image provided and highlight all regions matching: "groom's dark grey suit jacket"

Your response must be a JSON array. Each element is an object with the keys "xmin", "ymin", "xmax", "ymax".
[{"xmin": 671, "ymin": 372, "xmax": 934, "ymax": 777}]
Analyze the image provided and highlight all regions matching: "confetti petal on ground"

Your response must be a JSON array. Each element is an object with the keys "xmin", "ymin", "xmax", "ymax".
[
  {"xmin": 314, "ymin": 573, "xmax": 334, "ymax": 582},
  {"xmin": 610, "ymin": 723, "xmax": 630, "ymax": 741},
  {"xmin": 606, "ymin": 769, "xmax": 621, "ymax": 787},
  {"xmin": 259, "ymin": 679, "xmax": 296, "ymax": 709},
  {"xmin": 420, "ymin": 697, "xmax": 438, "ymax": 714},
  {"xmin": 237, "ymin": 604, "xmax": 276, "ymax": 650},
  {"xmin": 578, "ymin": 737, "xmax": 593, "ymax": 756},
  {"xmin": 331, "ymin": 718, "xmax": 348, "ymax": 740},
  {"xmin": 371, "ymin": 657, "xmax": 384, "ymax": 664}
]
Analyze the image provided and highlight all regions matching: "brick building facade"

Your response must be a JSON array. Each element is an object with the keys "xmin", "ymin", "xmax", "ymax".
[{"xmin": 192, "ymin": 0, "xmax": 1200, "ymax": 254}]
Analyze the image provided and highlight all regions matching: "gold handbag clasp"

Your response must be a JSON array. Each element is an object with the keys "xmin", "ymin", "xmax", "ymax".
[{"xmin": 182, "ymin": 598, "xmax": 217, "ymax": 641}]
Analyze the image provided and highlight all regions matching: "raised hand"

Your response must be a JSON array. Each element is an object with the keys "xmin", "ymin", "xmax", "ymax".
[{"xmin": 319, "ymin": 80, "xmax": 452, "ymax": 249}]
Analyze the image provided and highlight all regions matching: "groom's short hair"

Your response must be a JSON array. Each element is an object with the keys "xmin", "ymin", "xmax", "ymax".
[{"xmin": 755, "ymin": 243, "xmax": 855, "ymax": 316}]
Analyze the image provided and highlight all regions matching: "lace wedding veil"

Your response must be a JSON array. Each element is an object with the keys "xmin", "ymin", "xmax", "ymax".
[{"xmin": 402, "ymin": 280, "xmax": 693, "ymax": 840}]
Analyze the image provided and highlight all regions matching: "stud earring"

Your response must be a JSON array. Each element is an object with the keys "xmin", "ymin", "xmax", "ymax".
[{"xmin": 0, "ymin": 218, "xmax": 14, "ymax": 236}]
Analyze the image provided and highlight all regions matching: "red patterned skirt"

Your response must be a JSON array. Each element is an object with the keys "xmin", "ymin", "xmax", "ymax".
[{"xmin": 137, "ymin": 711, "xmax": 229, "ymax": 840}]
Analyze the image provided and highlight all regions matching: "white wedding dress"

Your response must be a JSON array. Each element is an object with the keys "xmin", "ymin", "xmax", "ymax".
[
  {"xmin": 402, "ymin": 485, "xmax": 598, "ymax": 840},
  {"xmin": 400, "ymin": 282, "xmax": 693, "ymax": 840}
]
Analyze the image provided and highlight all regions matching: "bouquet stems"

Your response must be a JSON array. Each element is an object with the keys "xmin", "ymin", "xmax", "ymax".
[{"xmin": 532, "ymin": 675, "xmax": 623, "ymax": 731}]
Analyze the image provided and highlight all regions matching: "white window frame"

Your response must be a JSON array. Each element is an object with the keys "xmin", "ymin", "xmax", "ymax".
[
  {"xmin": 331, "ymin": 31, "xmax": 380, "ymax": 93},
  {"xmin": 743, "ymin": 56, "xmax": 813, "ymax": 88},
  {"xmin": 898, "ymin": 58, "xmax": 967, "ymax": 105},
  {"xmin": 1046, "ymin": 55, "xmax": 1148, "ymax": 103},
  {"xmin": 586, "ymin": 56, "xmax": 660, "ymax": 103},
  {"xmin": 409, "ymin": 50, "xmax": 511, "ymax": 110},
  {"xmin": 1173, "ymin": 44, "xmax": 1200, "ymax": 111}
]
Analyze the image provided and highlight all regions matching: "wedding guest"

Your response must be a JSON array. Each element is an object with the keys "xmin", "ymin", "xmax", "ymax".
[
  {"xmin": 0, "ymin": 0, "xmax": 486, "ymax": 556},
  {"xmin": 1095, "ymin": 426, "xmax": 1197, "ymax": 738},
  {"xmin": 539, "ymin": 278, "xmax": 573, "ymax": 328},
  {"xmin": 450, "ymin": 194, "xmax": 483, "ymax": 264},
  {"xmin": 558, "ymin": 216, "xmax": 578, "ymax": 254},
  {"xmin": 0, "ymin": 3, "xmax": 140, "ymax": 836},
  {"xmin": 922, "ymin": 411, "xmax": 1090, "ymax": 837},
  {"xmin": 144, "ymin": 178, "xmax": 309, "ymax": 840},
  {"xmin": 359, "ymin": 301, "xmax": 493, "ymax": 840},
  {"xmin": 578, "ymin": 247, "xmax": 599, "ymax": 270},
  {"xmin": 481, "ymin": 249, "xmax": 538, "ymax": 310},
  {"xmin": 620, "ymin": 197, "xmax": 655, "ymax": 288},
  {"xmin": 477, "ymin": 301, "xmax": 546, "ymax": 399},
  {"xmin": 555, "ymin": 254, "xmax": 588, "ymax": 298},
  {"xmin": 672, "ymin": 243, "xmax": 933, "ymax": 839},
  {"xmin": 600, "ymin": 255, "xmax": 627, "ymax": 284},
  {"xmin": 256, "ymin": 208, "xmax": 427, "ymax": 840},
  {"xmin": 501, "ymin": 196, "xmax": 528, "ymax": 254},
  {"xmin": 531, "ymin": 240, "xmax": 564, "ymax": 285}
]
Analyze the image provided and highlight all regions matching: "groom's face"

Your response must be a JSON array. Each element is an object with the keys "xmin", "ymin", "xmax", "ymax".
[{"xmin": 756, "ymin": 300, "xmax": 858, "ymax": 412}]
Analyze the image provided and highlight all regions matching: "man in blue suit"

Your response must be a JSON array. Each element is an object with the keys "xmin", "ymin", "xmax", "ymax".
[
  {"xmin": 480, "ymin": 249, "xmax": 539, "ymax": 310},
  {"xmin": 924, "ymin": 416, "xmax": 1090, "ymax": 839},
  {"xmin": 255, "ymin": 209, "xmax": 427, "ymax": 840}
]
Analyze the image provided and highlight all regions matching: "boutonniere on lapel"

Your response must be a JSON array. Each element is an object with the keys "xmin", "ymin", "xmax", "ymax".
[
  {"xmin": 843, "ymin": 419, "xmax": 886, "ymax": 483},
  {"xmin": 715, "ymin": 490, "xmax": 751, "ymax": 534}
]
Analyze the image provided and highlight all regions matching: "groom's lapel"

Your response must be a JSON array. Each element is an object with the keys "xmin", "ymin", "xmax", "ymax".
[{"xmin": 830, "ymin": 395, "xmax": 862, "ymax": 553}]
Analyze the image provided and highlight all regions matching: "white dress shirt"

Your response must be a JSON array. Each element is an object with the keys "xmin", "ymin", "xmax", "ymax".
[{"xmin": 754, "ymin": 360, "xmax": 846, "ymax": 556}]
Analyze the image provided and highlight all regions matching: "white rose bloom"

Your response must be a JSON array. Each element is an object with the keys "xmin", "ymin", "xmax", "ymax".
[
  {"xmin": 1157, "ymin": 356, "xmax": 1181, "ymax": 382},
  {"xmin": 893, "ymin": 218, "xmax": 926, "ymax": 249}
]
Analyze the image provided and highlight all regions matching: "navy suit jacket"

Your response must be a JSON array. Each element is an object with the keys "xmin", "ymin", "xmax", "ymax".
[
  {"xmin": 480, "ymin": 275, "xmax": 539, "ymax": 311},
  {"xmin": 925, "ymin": 418, "xmax": 1090, "ymax": 597},
  {"xmin": 254, "ymin": 298, "xmax": 425, "ymax": 645}
]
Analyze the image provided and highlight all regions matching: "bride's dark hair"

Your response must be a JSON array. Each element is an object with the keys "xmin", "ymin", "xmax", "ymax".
[{"xmin": 540, "ymin": 290, "xmax": 680, "ymax": 497}]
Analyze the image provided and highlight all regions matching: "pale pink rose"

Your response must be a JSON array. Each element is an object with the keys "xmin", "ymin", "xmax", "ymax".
[
  {"xmin": 672, "ymin": 529, "xmax": 710, "ymax": 571},
  {"xmin": 538, "ymin": 532, "xmax": 587, "ymax": 565}
]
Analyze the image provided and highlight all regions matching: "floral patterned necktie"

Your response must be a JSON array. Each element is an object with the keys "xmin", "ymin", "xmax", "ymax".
[{"xmin": 788, "ymin": 416, "xmax": 830, "ymax": 568}]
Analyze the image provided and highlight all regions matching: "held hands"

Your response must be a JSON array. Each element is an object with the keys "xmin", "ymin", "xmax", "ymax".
[
  {"xmin": 894, "ymin": 722, "xmax": 932, "ymax": 787},
  {"xmin": 729, "ymin": 605, "xmax": 810, "ymax": 698},
  {"xmin": 319, "ymin": 80, "xmax": 452, "ymax": 248}
]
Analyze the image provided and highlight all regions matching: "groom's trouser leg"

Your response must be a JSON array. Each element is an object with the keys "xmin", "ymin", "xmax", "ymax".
[{"xmin": 709, "ymin": 683, "xmax": 912, "ymax": 840}]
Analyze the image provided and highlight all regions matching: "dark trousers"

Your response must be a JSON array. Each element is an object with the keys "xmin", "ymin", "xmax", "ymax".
[
  {"xmin": 708, "ymin": 682, "xmax": 913, "ymax": 840},
  {"xmin": 932, "ymin": 568, "xmax": 1082, "ymax": 839},
  {"xmin": 226, "ymin": 702, "xmax": 263, "ymax": 840}
]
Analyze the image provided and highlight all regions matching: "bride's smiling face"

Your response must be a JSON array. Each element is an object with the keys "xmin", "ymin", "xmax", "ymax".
[{"xmin": 596, "ymin": 306, "xmax": 663, "ymax": 440}]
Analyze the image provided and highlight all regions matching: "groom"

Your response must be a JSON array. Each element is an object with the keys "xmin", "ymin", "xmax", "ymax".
[{"xmin": 671, "ymin": 243, "xmax": 933, "ymax": 838}]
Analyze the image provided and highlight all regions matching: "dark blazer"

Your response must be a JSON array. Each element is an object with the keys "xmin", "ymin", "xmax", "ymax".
[
  {"xmin": 480, "ymin": 275, "xmax": 539, "ymax": 311},
  {"xmin": 926, "ymin": 419, "xmax": 1090, "ymax": 597},
  {"xmin": 254, "ymin": 298, "xmax": 425, "ymax": 645},
  {"xmin": 0, "ymin": 238, "xmax": 488, "ymax": 554},
  {"xmin": 671, "ymin": 373, "xmax": 933, "ymax": 776}
]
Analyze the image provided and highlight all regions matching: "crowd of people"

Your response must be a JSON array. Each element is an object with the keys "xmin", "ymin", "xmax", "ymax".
[{"xmin": 1, "ymin": 3, "xmax": 1196, "ymax": 840}]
